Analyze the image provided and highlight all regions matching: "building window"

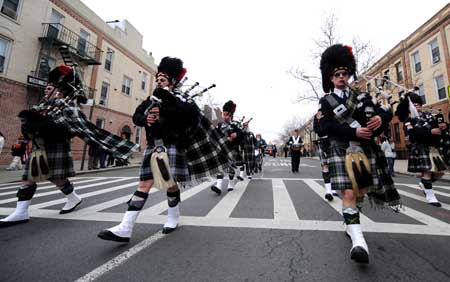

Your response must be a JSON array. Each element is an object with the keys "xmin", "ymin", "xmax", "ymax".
[
  {"xmin": 366, "ymin": 82, "xmax": 371, "ymax": 93},
  {"xmin": 0, "ymin": 36, "xmax": 11, "ymax": 73},
  {"xmin": 141, "ymin": 72, "xmax": 148, "ymax": 90},
  {"xmin": 37, "ymin": 55, "xmax": 55, "ymax": 78},
  {"xmin": 105, "ymin": 48, "xmax": 113, "ymax": 72},
  {"xmin": 135, "ymin": 127, "xmax": 141, "ymax": 145},
  {"xmin": 1, "ymin": 0, "xmax": 20, "ymax": 20},
  {"xmin": 434, "ymin": 75, "xmax": 446, "ymax": 100},
  {"xmin": 395, "ymin": 62, "xmax": 403, "ymax": 82},
  {"xmin": 411, "ymin": 51, "xmax": 421, "ymax": 73},
  {"xmin": 99, "ymin": 82, "xmax": 109, "ymax": 106},
  {"xmin": 418, "ymin": 83, "xmax": 426, "ymax": 104},
  {"xmin": 429, "ymin": 38, "xmax": 440, "ymax": 64},
  {"xmin": 77, "ymin": 29, "xmax": 90, "ymax": 55},
  {"xmin": 95, "ymin": 118, "xmax": 105, "ymax": 129},
  {"xmin": 393, "ymin": 123, "xmax": 401, "ymax": 143},
  {"xmin": 122, "ymin": 76, "xmax": 132, "ymax": 96}
]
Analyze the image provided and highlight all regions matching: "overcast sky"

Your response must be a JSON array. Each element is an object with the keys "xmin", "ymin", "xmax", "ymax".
[{"xmin": 81, "ymin": 0, "xmax": 448, "ymax": 143}]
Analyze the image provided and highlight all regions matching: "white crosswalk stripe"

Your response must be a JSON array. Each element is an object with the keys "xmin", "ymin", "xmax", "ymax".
[{"xmin": 1, "ymin": 177, "xmax": 450, "ymax": 236}]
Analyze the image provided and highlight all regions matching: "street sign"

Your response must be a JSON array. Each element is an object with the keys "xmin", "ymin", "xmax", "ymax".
[
  {"xmin": 85, "ymin": 99, "xmax": 94, "ymax": 106},
  {"xmin": 27, "ymin": 75, "xmax": 48, "ymax": 88}
]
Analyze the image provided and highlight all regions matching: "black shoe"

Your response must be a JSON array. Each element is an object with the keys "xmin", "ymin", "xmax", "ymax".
[
  {"xmin": 162, "ymin": 226, "xmax": 177, "ymax": 234},
  {"xmin": 429, "ymin": 202, "xmax": 442, "ymax": 207},
  {"xmin": 237, "ymin": 176, "xmax": 244, "ymax": 181},
  {"xmin": 332, "ymin": 191, "xmax": 339, "ymax": 196},
  {"xmin": 97, "ymin": 230, "xmax": 130, "ymax": 243},
  {"xmin": 227, "ymin": 188, "xmax": 234, "ymax": 192},
  {"xmin": 59, "ymin": 199, "xmax": 83, "ymax": 214},
  {"xmin": 325, "ymin": 194, "xmax": 334, "ymax": 201},
  {"xmin": 0, "ymin": 219, "xmax": 29, "ymax": 228},
  {"xmin": 211, "ymin": 186, "xmax": 222, "ymax": 195},
  {"xmin": 350, "ymin": 247, "xmax": 369, "ymax": 263}
]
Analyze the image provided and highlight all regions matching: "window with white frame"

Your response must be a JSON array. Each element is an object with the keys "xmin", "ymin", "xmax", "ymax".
[
  {"xmin": 366, "ymin": 82, "xmax": 371, "ymax": 93},
  {"xmin": 411, "ymin": 51, "xmax": 421, "ymax": 73},
  {"xmin": 122, "ymin": 76, "xmax": 132, "ymax": 96},
  {"xmin": 135, "ymin": 127, "xmax": 141, "ymax": 145},
  {"xmin": 141, "ymin": 72, "xmax": 147, "ymax": 90},
  {"xmin": 105, "ymin": 48, "xmax": 113, "ymax": 72},
  {"xmin": 38, "ymin": 55, "xmax": 55, "ymax": 78},
  {"xmin": 434, "ymin": 75, "xmax": 446, "ymax": 100},
  {"xmin": 418, "ymin": 83, "xmax": 426, "ymax": 104},
  {"xmin": 429, "ymin": 38, "xmax": 440, "ymax": 64},
  {"xmin": 95, "ymin": 118, "xmax": 105, "ymax": 129},
  {"xmin": 0, "ymin": 36, "xmax": 11, "ymax": 73},
  {"xmin": 1, "ymin": 0, "xmax": 21, "ymax": 20},
  {"xmin": 99, "ymin": 82, "xmax": 110, "ymax": 106},
  {"xmin": 395, "ymin": 62, "xmax": 403, "ymax": 82}
]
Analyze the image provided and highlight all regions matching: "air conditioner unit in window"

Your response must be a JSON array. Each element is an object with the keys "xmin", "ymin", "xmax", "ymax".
[
  {"xmin": 433, "ymin": 56, "xmax": 440, "ymax": 64},
  {"xmin": 1, "ymin": 6, "xmax": 17, "ymax": 20}
]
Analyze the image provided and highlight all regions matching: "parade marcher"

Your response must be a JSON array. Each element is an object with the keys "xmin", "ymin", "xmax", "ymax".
[
  {"xmin": 286, "ymin": 129, "xmax": 303, "ymax": 173},
  {"xmin": 0, "ymin": 65, "xmax": 138, "ymax": 228},
  {"xmin": 211, "ymin": 101, "xmax": 245, "ymax": 194},
  {"xmin": 99, "ymin": 57, "xmax": 233, "ymax": 242},
  {"xmin": 319, "ymin": 44, "xmax": 400, "ymax": 263},
  {"xmin": 255, "ymin": 133, "xmax": 266, "ymax": 173},
  {"xmin": 5, "ymin": 135, "xmax": 27, "ymax": 171},
  {"xmin": 283, "ymin": 146, "xmax": 289, "ymax": 158},
  {"xmin": 314, "ymin": 109, "xmax": 338, "ymax": 201},
  {"xmin": 395, "ymin": 93, "xmax": 446, "ymax": 207},
  {"xmin": 242, "ymin": 121, "xmax": 257, "ymax": 179},
  {"xmin": 437, "ymin": 114, "xmax": 450, "ymax": 166}
]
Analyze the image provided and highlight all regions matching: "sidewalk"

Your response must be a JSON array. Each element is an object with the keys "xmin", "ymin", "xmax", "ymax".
[{"xmin": 0, "ymin": 158, "xmax": 141, "ymax": 184}]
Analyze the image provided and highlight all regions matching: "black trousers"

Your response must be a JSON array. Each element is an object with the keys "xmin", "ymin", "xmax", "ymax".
[{"xmin": 291, "ymin": 150, "xmax": 301, "ymax": 172}]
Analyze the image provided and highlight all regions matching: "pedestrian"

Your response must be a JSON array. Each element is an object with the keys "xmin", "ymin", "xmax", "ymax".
[
  {"xmin": 6, "ymin": 135, "xmax": 26, "ymax": 170},
  {"xmin": 0, "ymin": 131, "xmax": 5, "ymax": 158},
  {"xmin": 88, "ymin": 143, "xmax": 100, "ymax": 170},
  {"xmin": 380, "ymin": 136, "xmax": 395, "ymax": 177},
  {"xmin": 319, "ymin": 44, "xmax": 400, "ymax": 263},
  {"xmin": 286, "ymin": 129, "xmax": 303, "ymax": 172}
]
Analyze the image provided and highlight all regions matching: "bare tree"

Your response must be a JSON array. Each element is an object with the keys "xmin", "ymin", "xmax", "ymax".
[{"xmin": 290, "ymin": 13, "xmax": 379, "ymax": 103}]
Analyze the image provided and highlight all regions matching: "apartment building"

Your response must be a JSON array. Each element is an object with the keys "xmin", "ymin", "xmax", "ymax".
[
  {"xmin": 0, "ymin": 0, "xmax": 157, "ymax": 165},
  {"xmin": 357, "ymin": 3, "xmax": 450, "ymax": 157}
]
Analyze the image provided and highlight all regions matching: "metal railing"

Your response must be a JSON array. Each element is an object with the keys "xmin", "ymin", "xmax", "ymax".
[{"xmin": 40, "ymin": 23, "xmax": 102, "ymax": 64}]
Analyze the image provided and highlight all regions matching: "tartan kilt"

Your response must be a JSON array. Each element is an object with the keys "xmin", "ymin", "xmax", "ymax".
[
  {"xmin": 242, "ymin": 138, "xmax": 256, "ymax": 171},
  {"xmin": 22, "ymin": 140, "xmax": 75, "ymax": 181},
  {"xmin": 318, "ymin": 138, "xmax": 330, "ymax": 166},
  {"xmin": 328, "ymin": 139, "xmax": 394, "ymax": 192},
  {"xmin": 183, "ymin": 115, "xmax": 233, "ymax": 180},
  {"xmin": 407, "ymin": 143, "xmax": 431, "ymax": 173},
  {"xmin": 139, "ymin": 145, "xmax": 189, "ymax": 183}
]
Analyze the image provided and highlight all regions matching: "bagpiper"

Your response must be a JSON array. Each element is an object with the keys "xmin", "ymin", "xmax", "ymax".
[
  {"xmin": 396, "ymin": 93, "xmax": 446, "ymax": 207},
  {"xmin": 318, "ymin": 44, "xmax": 400, "ymax": 263},
  {"xmin": 98, "ymin": 57, "xmax": 233, "ymax": 242}
]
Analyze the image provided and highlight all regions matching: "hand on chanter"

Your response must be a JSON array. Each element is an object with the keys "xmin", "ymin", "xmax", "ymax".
[
  {"xmin": 367, "ymin": 115, "xmax": 382, "ymax": 131},
  {"xmin": 152, "ymin": 87, "xmax": 177, "ymax": 106},
  {"xmin": 356, "ymin": 127, "xmax": 372, "ymax": 139},
  {"xmin": 431, "ymin": 128, "xmax": 442, "ymax": 135}
]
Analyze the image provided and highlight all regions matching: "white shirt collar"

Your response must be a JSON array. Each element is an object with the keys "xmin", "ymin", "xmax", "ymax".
[{"xmin": 334, "ymin": 87, "xmax": 349, "ymax": 99}]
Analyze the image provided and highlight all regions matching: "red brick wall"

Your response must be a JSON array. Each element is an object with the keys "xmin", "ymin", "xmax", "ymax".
[{"xmin": 0, "ymin": 78, "xmax": 40, "ymax": 165}]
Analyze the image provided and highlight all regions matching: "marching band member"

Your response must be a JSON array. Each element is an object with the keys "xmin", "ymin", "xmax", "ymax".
[
  {"xmin": 313, "ymin": 107, "xmax": 338, "ymax": 201},
  {"xmin": 242, "ymin": 121, "xmax": 257, "ymax": 179},
  {"xmin": 211, "ymin": 101, "xmax": 244, "ymax": 194},
  {"xmin": 286, "ymin": 129, "xmax": 303, "ymax": 173},
  {"xmin": 396, "ymin": 93, "xmax": 446, "ymax": 207},
  {"xmin": 99, "ymin": 57, "xmax": 233, "ymax": 242},
  {"xmin": 437, "ymin": 114, "xmax": 450, "ymax": 166},
  {"xmin": 318, "ymin": 44, "xmax": 400, "ymax": 263}
]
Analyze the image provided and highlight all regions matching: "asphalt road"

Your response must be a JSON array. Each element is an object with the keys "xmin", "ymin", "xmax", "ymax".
[{"xmin": 1, "ymin": 157, "xmax": 450, "ymax": 282}]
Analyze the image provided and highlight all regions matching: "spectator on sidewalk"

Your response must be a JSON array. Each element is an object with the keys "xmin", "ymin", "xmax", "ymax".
[
  {"xmin": 88, "ymin": 143, "xmax": 101, "ymax": 170},
  {"xmin": 0, "ymin": 131, "xmax": 5, "ymax": 158},
  {"xmin": 381, "ymin": 136, "xmax": 395, "ymax": 177},
  {"xmin": 6, "ymin": 136, "xmax": 27, "ymax": 171}
]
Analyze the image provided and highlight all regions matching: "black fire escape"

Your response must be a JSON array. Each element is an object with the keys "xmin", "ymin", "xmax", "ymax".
[{"xmin": 32, "ymin": 23, "xmax": 102, "ymax": 98}]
